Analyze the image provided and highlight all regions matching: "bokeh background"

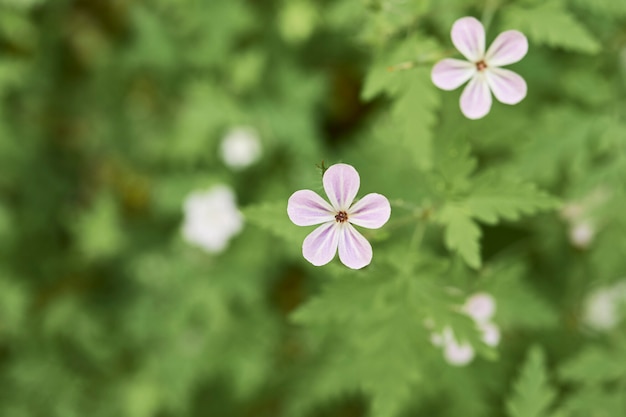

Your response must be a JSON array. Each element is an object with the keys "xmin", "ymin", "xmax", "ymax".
[{"xmin": 1, "ymin": 0, "xmax": 625, "ymax": 416}]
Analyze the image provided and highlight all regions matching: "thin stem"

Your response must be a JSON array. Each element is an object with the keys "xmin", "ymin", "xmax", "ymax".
[
  {"xmin": 481, "ymin": 0, "xmax": 499, "ymax": 34},
  {"xmin": 387, "ymin": 49, "xmax": 456, "ymax": 72}
]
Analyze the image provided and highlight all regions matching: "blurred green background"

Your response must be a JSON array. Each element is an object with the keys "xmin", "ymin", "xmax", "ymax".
[{"xmin": 1, "ymin": 0, "xmax": 625, "ymax": 416}]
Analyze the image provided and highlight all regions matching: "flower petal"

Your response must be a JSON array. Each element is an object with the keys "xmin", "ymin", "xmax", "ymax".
[
  {"xmin": 302, "ymin": 222, "xmax": 339, "ymax": 266},
  {"xmin": 287, "ymin": 190, "xmax": 335, "ymax": 226},
  {"xmin": 485, "ymin": 30, "xmax": 528, "ymax": 67},
  {"xmin": 460, "ymin": 75, "xmax": 492, "ymax": 119},
  {"xmin": 485, "ymin": 67, "xmax": 527, "ymax": 105},
  {"xmin": 463, "ymin": 292, "xmax": 496, "ymax": 323},
  {"xmin": 348, "ymin": 193, "xmax": 391, "ymax": 229},
  {"xmin": 431, "ymin": 58, "xmax": 476, "ymax": 91},
  {"xmin": 338, "ymin": 224, "xmax": 373, "ymax": 269},
  {"xmin": 323, "ymin": 163, "xmax": 360, "ymax": 211},
  {"xmin": 480, "ymin": 322, "xmax": 501, "ymax": 347},
  {"xmin": 451, "ymin": 16, "xmax": 485, "ymax": 62},
  {"xmin": 444, "ymin": 340, "xmax": 475, "ymax": 366}
]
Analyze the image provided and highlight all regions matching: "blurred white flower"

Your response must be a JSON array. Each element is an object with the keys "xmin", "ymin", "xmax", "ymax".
[
  {"xmin": 582, "ymin": 283, "xmax": 626, "ymax": 331},
  {"xmin": 431, "ymin": 327, "xmax": 474, "ymax": 366},
  {"xmin": 480, "ymin": 322, "xmax": 501, "ymax": 347},
  {"xmin": 561, "ymin": 188, "xmax": 610, "ymax": 249},
  {"xmin": 181, "ymin": 185, "xmax": 243, "ymax": 253},
  {"xmin": 444, "ymin": 338, "xmax": 475, "ymax": 366},
  {"xmin": 220, "ymin": 127, "xmax": 262, "ymax": 170},
  {"xmin": 569, "ymin": 221, "xmax": 595, "ymax": 249},
  {"xmin": 430, "ymin": 292, "xmax": 500, "ymax": 366},
  {"xmin": 463, "ymin": 292, "xmax": 496, "ymax": 324}
]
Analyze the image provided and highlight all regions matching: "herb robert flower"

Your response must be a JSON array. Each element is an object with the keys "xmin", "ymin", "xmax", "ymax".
[
  {"xmin": 432, "ymin": 16, "xmax": 528, "ymax": 119},
  {"xmin": 287, "ymin": 163, "xmax": 391, "ymax": 269}
]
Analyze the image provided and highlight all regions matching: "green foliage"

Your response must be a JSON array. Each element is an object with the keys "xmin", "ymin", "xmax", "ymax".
[
  {"xmin": 502, "ymin": 0, "xmax": 601, "ymax": 54},
  {"xmin": 1, "ymin": 0, "xmax": 625, "ymax": 416},
  {"xmin": 507, "ymin": 347, "xmax": 557, "ymax": 417}
]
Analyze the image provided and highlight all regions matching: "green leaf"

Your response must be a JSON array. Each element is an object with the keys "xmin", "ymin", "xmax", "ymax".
[
  {"xmin": 363, "ymin": 37, "xmax": 441, "ymax": 170},
  {"xmin": 502, "ymin": 0, "xmax": 601, "ymax": 54},
  {"xmin": 559, "ymin": 346, "xmax": 626, "ymax": 385},
  {"xmin": 438, "ymin": 204, "xmax": 482, "ymax": 269},
  {"xmin": 467, "ymin": 174, "xmax": 559, "ymax": 224},
  {"xmin": 437, "ymin": 173, "xmax": 556, "ymax": 269},
  {"xmin": 507, "ymin": 346, "xmax": 557, "ymax": 417}
]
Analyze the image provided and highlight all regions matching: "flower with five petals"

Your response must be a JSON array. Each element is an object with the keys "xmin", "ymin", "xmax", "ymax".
[
  {"xmin": 287, "ymin": 163, "xmax": 391, "ymax": 269},
  {"xmin": 432, "ymin": 16, "xmax": 529, "ymax": 119}
]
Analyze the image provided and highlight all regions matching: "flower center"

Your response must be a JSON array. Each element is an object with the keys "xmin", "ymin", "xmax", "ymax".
[
  {"xmin": 335, "ymin": 211, "xmax": 349, "ymax": 223},
  {"xmin": 476, "ymin": 60, "xmax": 487, "ymax": 71}
]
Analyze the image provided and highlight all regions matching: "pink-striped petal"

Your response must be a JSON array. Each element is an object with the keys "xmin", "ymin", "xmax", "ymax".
[
  {"xmin": 338, "ymin": 224, "xmax": 372, "ymax": 270},
  {"xmin": 348, "ymin": 193, "xmax": 391, "ymax": 229},
  {"xmin": 485, "ymin": 30, "xmax": 528, "ymax": 67},
  {"xmin": 460, "ymin": 74, "xmax": 492, "ymax": 120},
  {"xmin": 302, "ymin": 222, "xmax": 339, "ymax": 266},
  {"xmin": 431, "ymin": 58, "xmax": 476, "ymax": 91},
  {"xmin": 323, "ymin": 163, "xmax": 360, "ymax": 211},
  {"xmin": 287, "ymin": 190, "xmax": 335, "ymax": 226},
  {"xmin": 485, "ymin": 67, "xmax": 527, "ymax": 105},
  {"xmin": 451, "ymin": 17, "xmax": 485, "ymax": 62}
]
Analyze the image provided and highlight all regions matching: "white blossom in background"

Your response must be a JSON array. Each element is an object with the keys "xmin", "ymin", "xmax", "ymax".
[
  {"xmin": 561, "ymin": 188, "xmax": 611, "ymax": 249},
  {"xmin": 582, "ymin": 282, "xmax": 626, "ymax": 331},
  {"xmin": 181, "ymin": 185, "xmax": 243, "ymax": 253},
  {"xmin": 479, "ymin": 322, "xmax": 501, "ymax": 347},
  {"xmin": 220, "ymin": 127, "xmax": 262, "ymax": 170},
  {"xmin": 463, "ymin": 292, "xmax": 496, "ymax": 324},
  {"xmin": 444, "ymin": 338, "xmax": 476, "ymax": 366},
  {"xmin": 569, "ymin": 221, "xmax": 595, "ymax": 249},
  {"xmin": 431, "ymin": 327, "xmax": 475, "ymax": 366},
  {"xmin": 429, "ymin": 292, "xmax": 500, "ymax": 366}
]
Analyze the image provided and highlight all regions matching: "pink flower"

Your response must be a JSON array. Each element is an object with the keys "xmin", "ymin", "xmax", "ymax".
[
  {"xmin": 432, "ymin": 16, "xmax": 528, "ymax": 119},
  {"xmin": 463, "ymin": 292, "xmax": 496, "ymax": 324},
  {"xmin": 287, "ymin": 163, "xmax": 391, "ymax": 269}
]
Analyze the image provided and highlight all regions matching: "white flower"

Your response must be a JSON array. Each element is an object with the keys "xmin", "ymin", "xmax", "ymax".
[
  {"xmin": 432, "ymin": 16, "xmax": 528, "ymax": 119},
  {"xmin": 569, "ymin": 221, "xmax": 595, "ymax": 249},
  {"xmin": 463, "ymin": 292, "xmax": 496, "ymax": 324},
  {"xmin": 582, "ymin": 283, "xmax": 626, "ymax": 331},
  {"xmin": 480, "ymin": 322, "xmax": 501, "ymax": 347},
  {"xmin": 430, "ymin": 292, "xmax": 501, "ymax": 366},
  {"xmin": 431, "ymin": 327, "xmax": 475, "ymax": 366},
  {"xmin": 444, "ymin": 339, "xmax": 475, "ymax": 366},
  {"xmin": 220, "ymin": 127, "xmax": 262, "ymax": 170},
  {"xmin": 181, "ymin": 185, "xmax": 243, "ymax": 253},
  {"xmin": 429, "ymin": 326, "xmax": 477, "ymax": 367}
]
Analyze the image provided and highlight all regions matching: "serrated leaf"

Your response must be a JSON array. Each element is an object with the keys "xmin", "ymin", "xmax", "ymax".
[
  {"xmin": 507, "ymin": 346, "xmax": 557, "ymax": 417},
  {"xmin": 363, "ymin": 37, "xmax": 440, "ymax": 170},
  {"xmin": 559, "ymin": 346, "xmax": 626, "ymax": 385},
  {"xmin": 438, "ymin": 204, "xmax": 482, "ymax": 269},
  {"xmin": 434, "ymin": 140, "xmax": 477, "ymax": 190},
  {"xmin": 389, "ymin": 67, "xmax": 440, "ymax": 170},
  {"xmin": 502, "ymin": 1, "xmax": 600, "ymax": 54},
  {"xmin": 467, "ymin": 174, "xmax": 558, "ymax": 224}
]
